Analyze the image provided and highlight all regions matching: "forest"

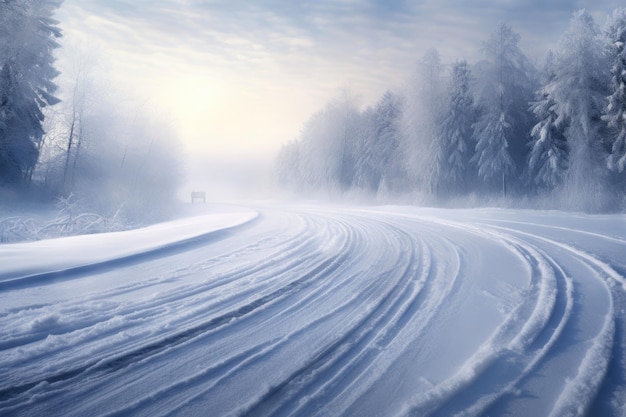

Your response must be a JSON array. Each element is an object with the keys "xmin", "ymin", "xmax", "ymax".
[
  {"xmin": 0, "ymin": 0, "xmax": 182, "ymax": 224},
  {"xmin": 275, "ymin": 9, "xmax": 626, "ymax": 212}
]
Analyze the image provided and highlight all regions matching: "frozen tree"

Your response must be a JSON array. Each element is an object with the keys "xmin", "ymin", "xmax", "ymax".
[
  {"xmin": 61, "ymin": 61, "xmax": 90, "ymax": 191},
  {"xmin": 401, "ymin": 49, "xmax": 446, "ymax": 194},
  {"xmin": 437, "ymin": 61, "xmax": 477, "ymax": 194},
  {"xmin": 275, "ymin": 139, "xmax": 302, "ymax": 189},
  {"xmin": 605, "ymin": 8, "xmax": 626, "ymax": 175},
  {"xmin": 43, "ymin": 42, "xmax": 100, "ymax": 193},
  {"xmin": 472, "ymin": 111, "xmax": 515, "ymax": 195},
  {"xmin": 70, "ymin": 99, "xmax": 183, "ymax": 221},
  {"xmin": 33, "ymin": 43, "xmax": 104, "ymax": 195},
  {"xmin": 353, "ymin": 91, "xmax": 404, "ymax": 193},
  {"xmin": 332, "ymin": 90, "xmax": 362, "ymax": 190},
  {"xmin": 287, "ymin": 91, "xmax": 362, "ymax": 192},
  {"xmin": 546, "ymin": 10, "xmax": 610, "ymax": 209},
  {"xmin": 352, "ymin": 108, "xmax": 378, "ymax": 192},
  {"xmin": 294, "ymin": 109, "xmax": 330, "ymax": 190},
  {"xmin": 0, "ymin": 0, "xmax": 62, "ymax": 187},
  {"xmin": 471, "ymin": 23, "xmax": 535, "ymax": 195},
  {"xmin": 33, "ymin": 73, "xmax": 184, "ymax": 221},
  {"xmin": 528, "ymin": 51, "xmax": 568, "ymax": 189},
  {"xmin": 277, "ymin": 90, "xmax": 403, "ymax": 196}
]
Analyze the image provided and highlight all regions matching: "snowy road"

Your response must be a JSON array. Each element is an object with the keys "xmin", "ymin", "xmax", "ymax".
[{"xmin": 1, "ymin": 204, "xmax": 625, "ymax": 416}]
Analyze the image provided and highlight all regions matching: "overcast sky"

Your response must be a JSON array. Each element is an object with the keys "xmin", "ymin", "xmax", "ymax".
[{"xmin": 54, "ymin": 0, "xmax": 625, "ymax": 167}]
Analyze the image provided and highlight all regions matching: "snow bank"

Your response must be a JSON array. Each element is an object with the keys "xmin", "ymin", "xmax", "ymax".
[{"xmin": 0, "ymin": 209, "xmax": 258, "ymax": 286}]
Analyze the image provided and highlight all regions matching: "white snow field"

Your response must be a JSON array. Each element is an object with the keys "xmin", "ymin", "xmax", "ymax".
[{"xmin": 0, "ymin": 204, "xmax": 625, "ymax": 417}]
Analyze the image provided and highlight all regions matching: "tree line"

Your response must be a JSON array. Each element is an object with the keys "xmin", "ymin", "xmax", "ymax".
[
  {"xmin": 0, "ymin": 0, "xmax": 182, "ymax": 221},
  {"xmin": 276, "ymin": 9, "xmax": 626, "ymax": 212}
]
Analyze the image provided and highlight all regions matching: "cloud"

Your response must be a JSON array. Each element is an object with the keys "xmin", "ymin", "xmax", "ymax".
[{"xmin": 59, "ymin": 0, "xmax": 624, "ymax": 67}]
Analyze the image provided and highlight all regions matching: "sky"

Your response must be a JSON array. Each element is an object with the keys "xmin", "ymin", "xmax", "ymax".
[{"xmin": 53, "ymin": 0, "xmax": 625, "ymax": 194}]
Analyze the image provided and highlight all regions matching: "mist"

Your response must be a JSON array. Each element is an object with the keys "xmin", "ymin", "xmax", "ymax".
[
  {"xmin": 182, "ymin": 153, "xmax": 274, "ymax": 202},
  {"xmin": 2, "ymin": 1, "xmax": 626, "ymax": 247},
  {"xmin": 275, "ymin": 10, "xmax": 626, "ymax": 213}
]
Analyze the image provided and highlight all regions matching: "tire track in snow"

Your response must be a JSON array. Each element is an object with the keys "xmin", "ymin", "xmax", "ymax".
[
  {"xmin": 0, "ymin": 210, "xmax": 367, "ymax": 414},
  {"xmin": 343, "ymin": 219, "xmax": 539, "ymax": 417},
  {"xmin": 379, "ymin": 217, "xmax": 614, "ymax": 417},
  {"xmin": 53, "ymin": 211, "xmax": 432, "ymax": 416},
  {"xmin": 475, "ymin": 224, "xmax": 622, "ymax": 416},
  {"xmin": 236, "ymin": 219, "xmax": 428, "ymax": 417},
  {"xmin": 20, "ymin": 214, "xmax": 360, "ymax": 415},
  {"xmin": 336, "ymin": 216, "xmax": 520, "ymax": 417},
  {"xmin": 0, "ymin": 217, "xmax": 353, "ymax": 405},
  {"xmin": 0, "ymin": 205, "xmax": 624, "ymax": 417},
  {"xmin": 317, "ymin": 222, "xmax": 467, "ymax": 417},
  {"xmin": 0, "ymin": 213, "xmax": 316, "ymax": 376},
  {"xmin": 131, "ymin": 214, "xmax": 419, "ymax": 417},
  {"xmin": 58, "ymin": 212, "xmax": 374, "ymax": 417},
  {"xmin": 419, "ymin": 236, "xmax": 575, "ymax": 416}
]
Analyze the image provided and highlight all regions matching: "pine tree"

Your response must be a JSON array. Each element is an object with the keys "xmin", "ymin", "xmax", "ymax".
[
  {"xmin": 275, "ymin": 140, "xmax": 302, "ymax": 190},
  {"xmin": 548, "ymin": 10, "xmax": 610, "ymax": 209},
  {"xmin": 437, "ymin": 61, "xmax": 476, "ymax": 194},
  {"xmin": 0, "ymin": 0, "xmax": 62, "ymax": 186},
  {"xmin": 605, "ymin": 8, "xmax": 626, "ymax": 174},
  {"xmin": 472, "ymin": 111, "xmax": 515, "ymax": 194},
  {"xmin": 528, "ymin": 52, "xmax": 568, "ymax": 189},
  {"xmin": 286, "ymin": 92, "xmax": 362, "ymax": 193},
  {"xmin": 401, "ymin": 49, "xmax": 446, "ymax": 194},
  {"xmin": 471, "ymin": 23, "xmax": 535, "ymax": 195},
  {"xmin": 354, "ymin": 91, "xmax": 403, "ymax": 193}
]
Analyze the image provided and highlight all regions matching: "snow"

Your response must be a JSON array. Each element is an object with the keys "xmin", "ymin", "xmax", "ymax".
[
  {"xmin": 0, "ymin": 203, "xmax": 624, "ymax": 416},
  {"xmin": 0, "ymin": 208, "xmax": 258, "ymax": 286}
]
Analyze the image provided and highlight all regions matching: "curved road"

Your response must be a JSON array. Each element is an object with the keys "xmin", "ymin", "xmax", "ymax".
[{"xmin": 0, "ymin": 204, "xmax": 625, "ymax": 416}]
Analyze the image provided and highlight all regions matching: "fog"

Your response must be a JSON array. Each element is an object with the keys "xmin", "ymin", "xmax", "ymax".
[
  {"xmin": 2, "ymin": 1, "xmax": 626, "ymax": 246},
  {"xmin": 274, "ymin": 10, "xmax": 626, "ymax": 213},
  {"xmin": 182, "ymin": 153, "xmax": 275, "ymax": 202}
]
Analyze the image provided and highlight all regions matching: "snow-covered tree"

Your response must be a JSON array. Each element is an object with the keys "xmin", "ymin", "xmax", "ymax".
[
  {"xmin": 0, "ymin": 0, "xmax": 62, "ymax": 187},
  {"xmin": 472, "ymin": 23, "xmax": 535, "ymax": 195},
  {"xmin": 528, "ymin": 51, "xmax": 568, "ymax": 189},
  {"xmin": 333, "ymin": 90, "xmax": 363, "ymax": 190},
  {"xmin": 272, "ymin": 10, "xmax": 626, "ymax": 208},
  {"xmin": 437, "ymin": 61, "xmax": 477, "ymax": 194},
  {"xmin": 275, "ymin": 139, "xmax": 302, "ymax": 189},
  {"xmin": 353, "ymin": 91, "xmax": 404, "ymax": 193},
  {"xmin": 547, "ymin": 10, "xmax": 610, "ymax": 209},
  {"xmin": 284, "ymin": 91, "xmax": 362, "ymax": 193},
  {"xmin": 36, "ymin": 42, "xmax": 100, "ymax": 194},
  {"xmin": 472, "ymin": 111, "xmax": 516, "ymax": 194},
  {"xmin": 604, "ymin": 8, "xmax": 626, "ymax": 175},
  {"xmin": 68, "ymin": 97, "xmax": 182, "ymax": 221},
  {"xmin": 401, "ymin": 49, "xmax": 446, "ymax": 194}
]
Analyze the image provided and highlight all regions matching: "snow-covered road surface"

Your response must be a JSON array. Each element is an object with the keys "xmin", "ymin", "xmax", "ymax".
[{"xmin": 0, "ymin": 204, "xmax": 625, "ymax": 416}]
